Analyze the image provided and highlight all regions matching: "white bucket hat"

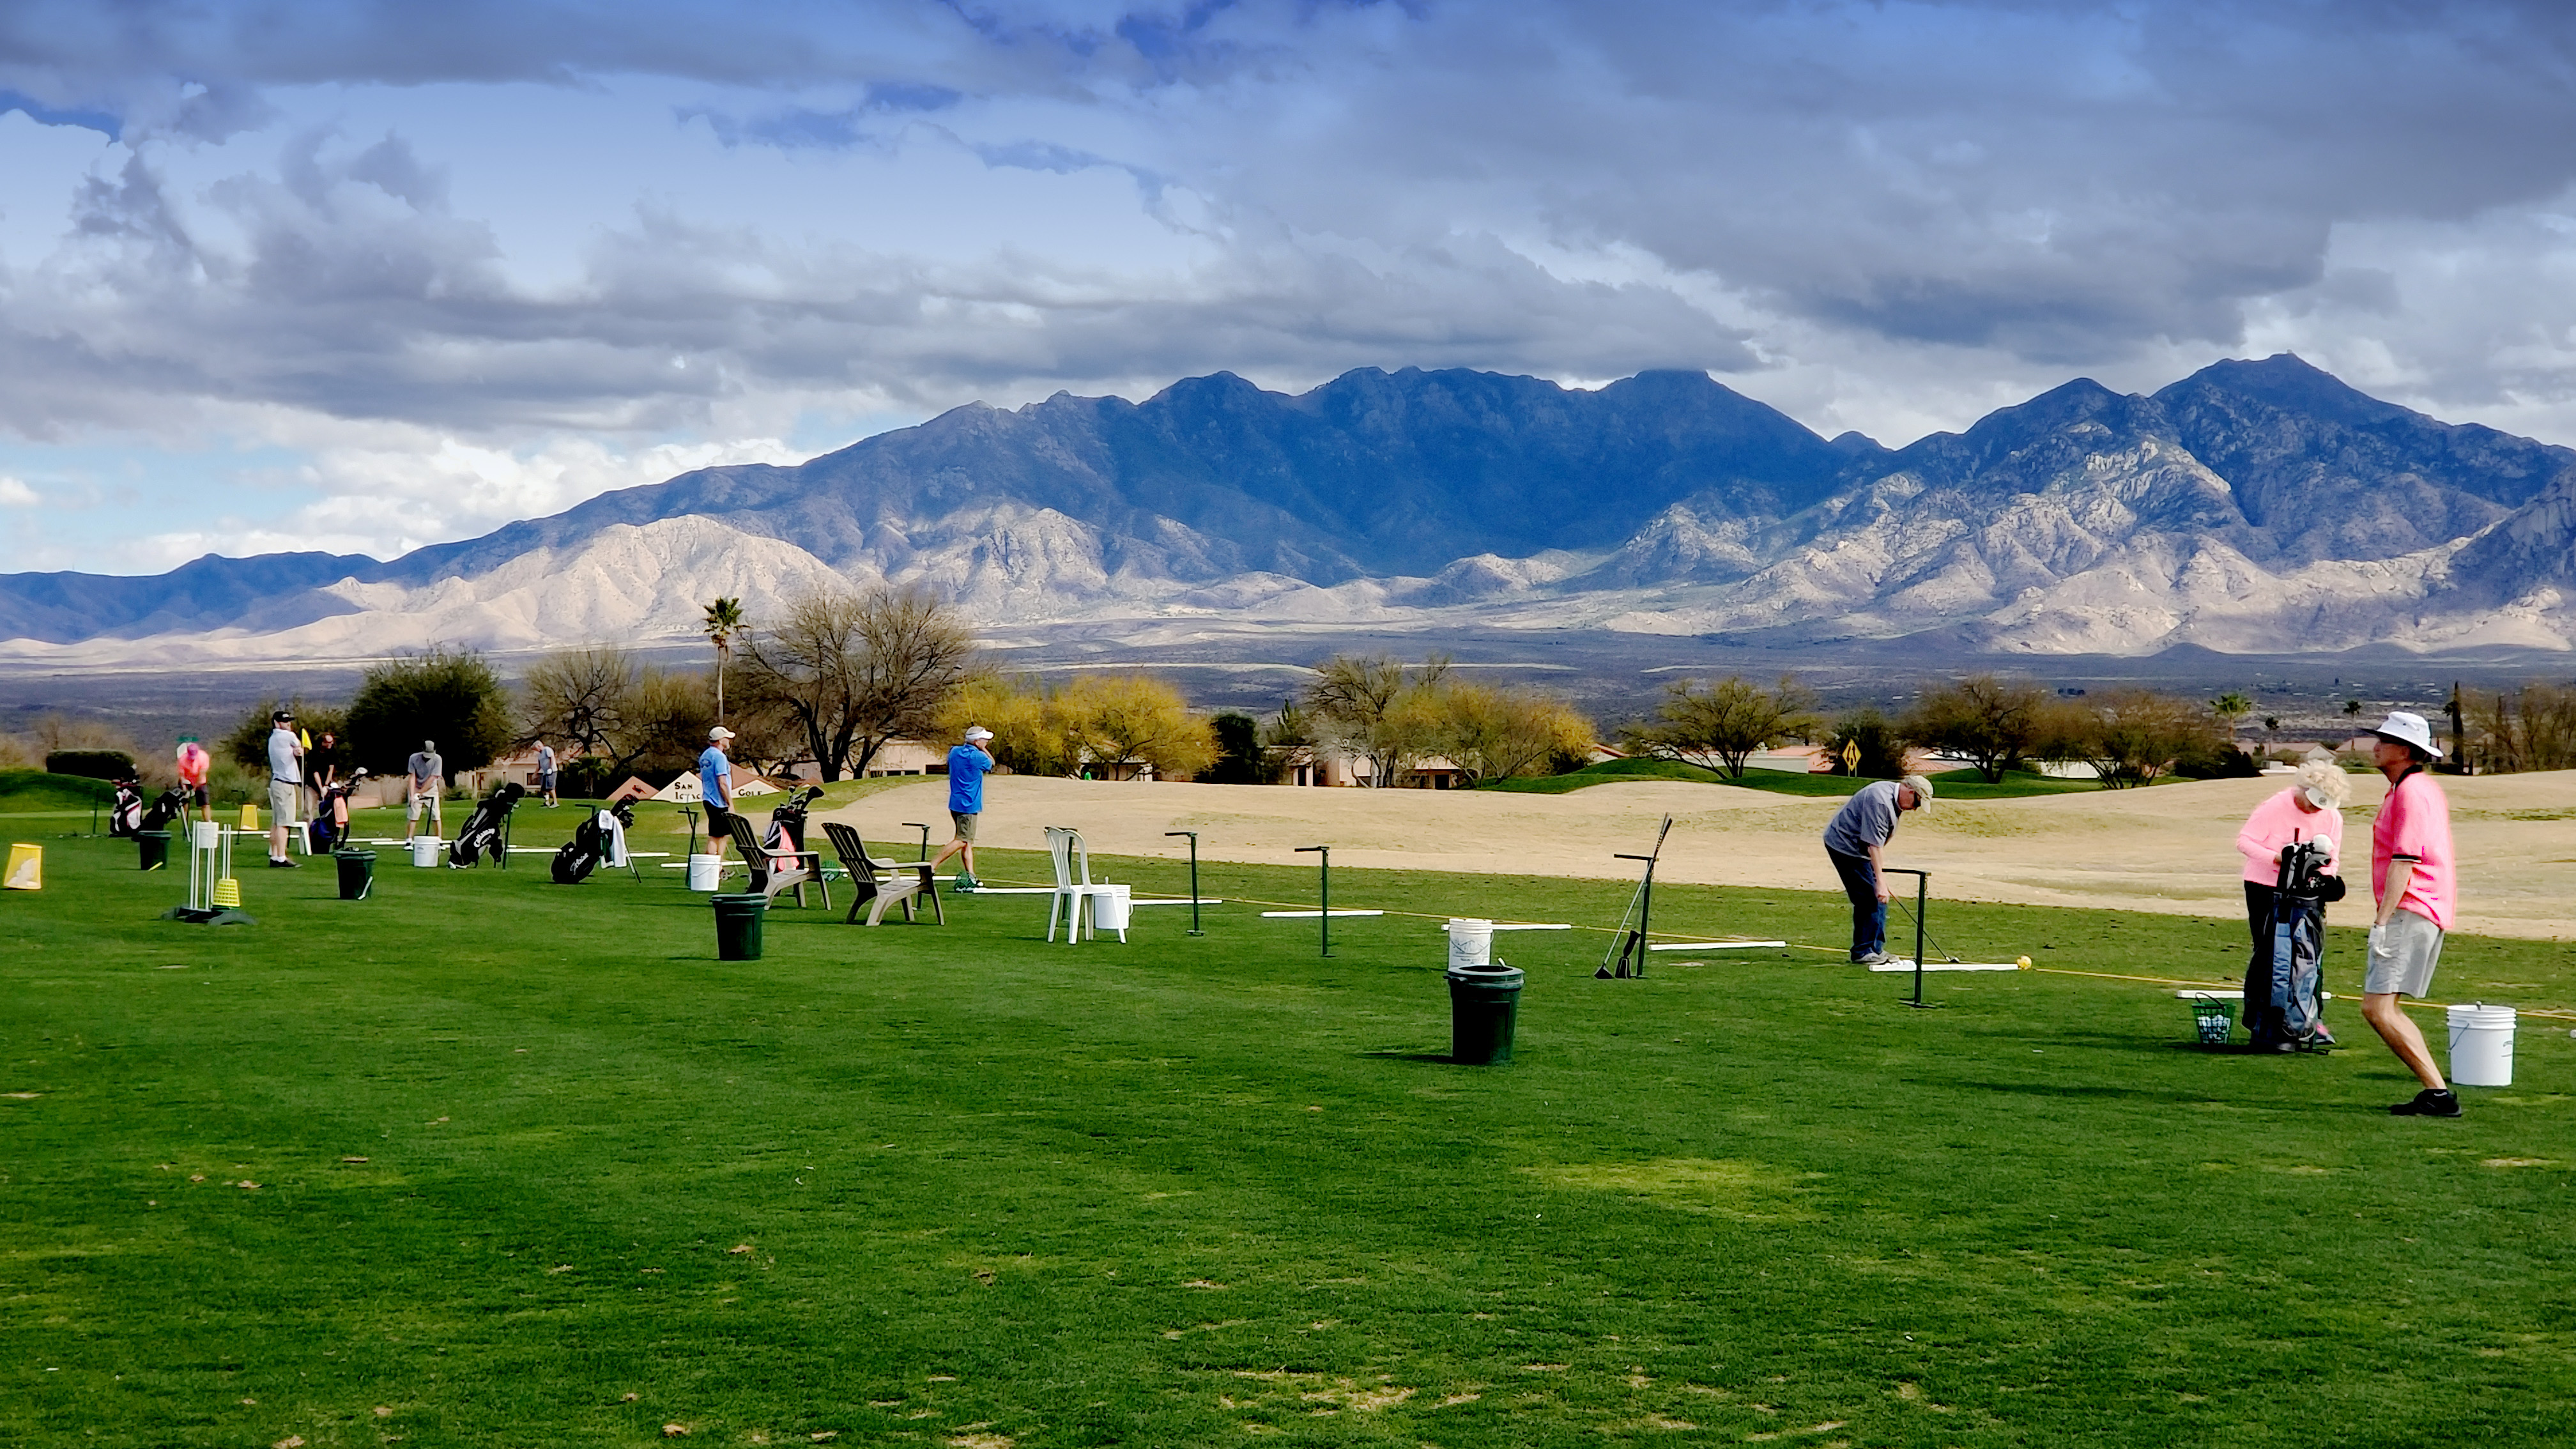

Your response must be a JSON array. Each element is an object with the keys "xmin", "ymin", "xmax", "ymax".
[
  {"xmin": 2370, "ymin": 710, "xmax": 2443, "ymax": 760},
  {"xmin": 964, "ymin": 726, "xmax": 994, "ymax": 742}
]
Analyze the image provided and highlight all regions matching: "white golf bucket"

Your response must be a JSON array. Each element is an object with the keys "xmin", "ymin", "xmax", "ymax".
[
  {"xmin": 686, "ymin": 854, "xmax": 722, "ymax": 892},
  {"xmin": 192, "ymin": 820, "xmax": 222, "ymax": 850},
  {"xmin": 409, "ymin": 836, "xmax": 440, "ymax": 868},
  {"xmin": 1447, "ymin": 918, "xmax": 1494, "ymax": 971},
  {"xmin": 2447, "ymin": 1003, "xmax": 2517, "ymax": 1088},
  {"xmin": 1092, "ymin": 883, "xmax": 1132, "ymax": 932}
]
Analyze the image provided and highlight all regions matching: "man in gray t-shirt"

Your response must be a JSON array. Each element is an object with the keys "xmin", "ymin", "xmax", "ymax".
[
  {"xmin": 406, "ymin": 740, "xmax": 446, "ymax": 839},
  {"xmin": 1821, "ymin": 774, "xmax": 1935, "ymax": 964}
]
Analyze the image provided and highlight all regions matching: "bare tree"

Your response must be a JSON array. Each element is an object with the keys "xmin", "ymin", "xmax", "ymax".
[
  {"xmin": 1306, "ymin": 652, "xmax": 1452, "ymax": 786},
  {"xmin": 1899, "ymin": 674, "xmax": 2051, "ymax": 783},
  {"xmin": 2052, "ymin": 689, "xmax": 2212, "ymax": 788},
  {"xmin": 1620, "ymin": 674, "xmax": 1820, "ymax": 778},
  {"xmin": 738, "ymin": 586, "xmax": 978, "ymax": 781},
  {"xmin": 521, "ymin": 647, "xmax": 638, "ymax": 762}
]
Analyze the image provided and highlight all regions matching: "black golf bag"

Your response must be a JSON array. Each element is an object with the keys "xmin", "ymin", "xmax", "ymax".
[
  {"xmin": 764, "ymin": 785, "xmax": 823, "ymax": 857},
  {"xmin": 551, "ymin": 799, "xmax": 635, "ymax": 884},
  {"xmin": 2243, "ymin": 838, "xmax": 2345, "ymax": 1050},
  {"xmin": 448, "ymin": 781, "xmax": 525, "ymax": 867},
  {"xmin": 140, "ymin": 786, "xmax": 190, "ymax": 834},
  {"xmin": 110, "ymin": 778, "xmax": 144, "ymax": 837}
]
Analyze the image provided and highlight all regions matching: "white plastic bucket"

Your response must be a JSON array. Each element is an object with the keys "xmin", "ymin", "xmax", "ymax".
[
  {"xmin": 2447, "ymin": 1003, "xmax": 2516, "ymax": 1088},
  {"xmin": 1092, "ymin": 883, "xmax": 1132, "ymax": 932},
  {"xmin": 409, "ymin": 836, "xmax": 441, "ymax": 868},
  {"xmin": 686, "ymin": 854, "xmax": 722, "ymax": 892},
  {"xmin": 1447, "ymin": 918, "xmax": 1494, "ymax": 971},
  {"xmin": 192, "ymin": 820, "xmax": 221, "ymax": 850}
]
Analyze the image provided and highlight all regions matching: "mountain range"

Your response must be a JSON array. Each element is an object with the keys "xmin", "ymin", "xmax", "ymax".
[{"xmin": 4, "ymin": 355, "xmax": 2572, "ymax": 666}]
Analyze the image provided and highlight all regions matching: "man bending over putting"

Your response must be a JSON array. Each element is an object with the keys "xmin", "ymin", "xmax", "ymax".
[
  {"xmin": 1821, "ymin": 774, "xmax": 1935, "ymax": 965},
  {"xmin": 2363, "ymin": 711, "xmax": 2462, "ymax": 1117},
  {"xmin": 928, "ymin": 725, "xmax": 995, "ymax": 891}
]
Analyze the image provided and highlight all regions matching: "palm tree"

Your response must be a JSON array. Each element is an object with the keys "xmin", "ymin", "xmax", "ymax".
[
  {"xmin": 702, "ymin": 597, "xmax": 744, "ymax": 724},
  {"xmin": 2210, "ymin": 691, "xmax": 2251, "ymax": 748}
]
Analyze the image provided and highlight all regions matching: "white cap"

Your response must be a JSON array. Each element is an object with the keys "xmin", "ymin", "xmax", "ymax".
[
  {"xmin": 964, "ymin": 726, "xmax": 993, "ymax": 742},
  {"xmin": 709, "ymin": 725, "xmax": 736, "ymax": 740},
  {"xmin": 2370, "ymin": 710, "xmax": 2442, "ymax": 760}
]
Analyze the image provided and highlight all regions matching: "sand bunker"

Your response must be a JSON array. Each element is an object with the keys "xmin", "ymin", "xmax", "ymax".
[{"xmin": 818, "ymin": 769, "xmax": 2576, "ymax": 941}]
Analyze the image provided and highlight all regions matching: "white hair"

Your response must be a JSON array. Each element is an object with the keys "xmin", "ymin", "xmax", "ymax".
[{"xmin": 2293, "ymin": 758, "xmax": 2349, "ymax": 809}]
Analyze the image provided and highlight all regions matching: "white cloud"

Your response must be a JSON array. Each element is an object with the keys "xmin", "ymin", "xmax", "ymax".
[
  {"xmin": 0, "ymin": 475, "xmax": 39, "ymax": 507},
  {"xmin": 7, "ymin": 0, "xmax": 2576, "ymax": 574}
]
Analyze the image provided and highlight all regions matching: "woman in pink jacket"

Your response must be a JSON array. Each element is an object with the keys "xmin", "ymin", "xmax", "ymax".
[{"xmin": 2236, "ymin": 759, "xmax": 2349, "ymax": 1046}]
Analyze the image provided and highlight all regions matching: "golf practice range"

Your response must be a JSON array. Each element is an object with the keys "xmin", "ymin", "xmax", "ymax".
[{"xmin": 3, "ymin": 780, "xmax": 2573, "ymax": 1447}]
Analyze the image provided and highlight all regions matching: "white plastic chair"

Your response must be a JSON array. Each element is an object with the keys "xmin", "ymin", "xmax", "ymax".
[{"xmin": 1045, "ymin": 826, "xmax": 1126, "ymax": 944}]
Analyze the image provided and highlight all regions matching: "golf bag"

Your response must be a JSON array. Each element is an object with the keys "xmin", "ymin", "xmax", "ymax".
[
  {"xmin": 140, "ymin": 786, "xmax": 190, "ymax": 834},
  {"xmin": 109, "ymin": 778, "xmax": 144, "ymax": 837},
  {"xmin": 447, "ymin": 781, "xmax": 525, "ymax": 868},
  {"xmin": 765, "ymin": 785, "xmax": 823, "ymax": 857},
  {"xmin": 551, "ymin": 800, "xmax": 635, "ymax": 884},
  {"xmin": 306, "ymin": 770, "xmax": 366, "ymax": 853},
  {"xmin": 2243, "ymin": 838, "xmax": 2345, "ymax": 1050}
]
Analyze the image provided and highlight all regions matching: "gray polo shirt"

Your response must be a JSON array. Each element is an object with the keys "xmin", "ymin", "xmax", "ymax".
[{"xmin": 1823, "ymin": 779, "xmax": 1904, "ymax": 857}]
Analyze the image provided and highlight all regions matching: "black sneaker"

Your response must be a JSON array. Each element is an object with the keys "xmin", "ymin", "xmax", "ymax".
[
  {"xmin": 2390, "ymin": 1088, "xmax": 2462, "ymax": 1117},
  {"xmin": 268, "ymin": 857, "xmax": 299, "ymax": 869}
]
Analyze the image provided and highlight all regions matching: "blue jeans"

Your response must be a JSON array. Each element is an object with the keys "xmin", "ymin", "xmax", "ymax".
[{"xmin": 1828, "ymin": 848, "xmax": 1885, "ymax": 960}]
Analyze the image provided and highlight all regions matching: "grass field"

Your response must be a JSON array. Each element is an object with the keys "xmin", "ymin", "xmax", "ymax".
[
  {"xmin": 1488, "ymin": 760, "xmax": 2107, "ymax": 800},
  {"xmin": 4, "ymin": 801, "xmax": 2573, "ymax": 1447}
]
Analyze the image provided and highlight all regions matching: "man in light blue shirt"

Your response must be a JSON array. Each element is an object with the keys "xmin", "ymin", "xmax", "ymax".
[
  {"xmin": 699, "ymin": 726, "xmax": 736, "ymax": 859},
  {"xmin": 928, "ymin": 726, "xmax": 996, "ymax": 890}
]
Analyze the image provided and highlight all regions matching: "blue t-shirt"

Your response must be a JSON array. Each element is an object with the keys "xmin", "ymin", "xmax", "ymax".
[
  {"xmin": 947, "ymin": 744, "xmax": 994, "ymax": 814},
  {"xmin": 698, "ymin": 746, "xmax": 732, "ymax": 808}
]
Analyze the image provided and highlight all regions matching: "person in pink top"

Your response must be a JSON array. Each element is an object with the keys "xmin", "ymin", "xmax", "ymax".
[
  {"xmin": 2362, "ymin": 711, "xmax": 2460, "ymax": 1117},
  {"xmin": 2234, "ymin": 759, "xmax": 2348, "ymax": 1048},
  {"xmin": 173, "ymin": 735, "xmax": 213, "ymax": 826}
]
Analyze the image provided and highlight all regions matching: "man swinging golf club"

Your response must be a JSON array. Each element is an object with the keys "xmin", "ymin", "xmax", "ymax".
[
  {"xmin": 928, "ymin": 725, "xmax": 995, "ymax": 891},
  {"xmin": 1821, "ymin": 773, "xmax": 1935, "ymax": 965},
  {"xmin": 2363, "ymin": 711, "xmax": 2462, "ymax": 1117}
]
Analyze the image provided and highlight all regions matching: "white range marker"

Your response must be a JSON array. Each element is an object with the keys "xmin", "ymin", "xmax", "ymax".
[
  {"xmin": 1866, "ymin": 960, "xmax": 2027, "ymax": 972},
  {"xmin": 1648, "ymin": 940, "xmax": 1788, "ymax": 951},
  {"xmin": 1261, "ymin": 909, "xmax": 1385, "ymax": 918}
]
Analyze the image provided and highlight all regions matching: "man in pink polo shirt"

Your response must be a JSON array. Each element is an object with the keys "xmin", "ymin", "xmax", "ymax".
[{"xmin": 2362, "ymin": 711, "xmax": 2460, "ymax": 1117}]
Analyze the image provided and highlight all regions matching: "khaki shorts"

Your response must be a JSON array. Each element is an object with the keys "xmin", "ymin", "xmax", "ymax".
[
  {"xmin": 951, "ymin": 809, "xmax": 979, "ymax": 843},
  {"xmin": 2365, "ymin": 909, "xmax": 2444, "ymax": 997},
  {"xmin": 267, "ymin": 779, "xmax": 300, "ymax": 822}
]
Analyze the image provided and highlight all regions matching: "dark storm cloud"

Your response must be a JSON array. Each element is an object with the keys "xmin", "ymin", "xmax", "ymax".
[{"xmin": 4, "ymin": 1, "xmax": 2576, "ymax": 441}]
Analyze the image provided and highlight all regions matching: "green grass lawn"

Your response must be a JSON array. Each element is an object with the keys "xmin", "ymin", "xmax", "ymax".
[
  {"xmin": 1488, "ymin": 759, "xmax": 2106, "ymax": 800},
  {"xmin": 4, "ymin": 813, "xmax": 2573, "ymax": 1447}
]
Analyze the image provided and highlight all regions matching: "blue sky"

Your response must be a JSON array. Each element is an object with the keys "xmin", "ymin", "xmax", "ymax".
[{"xmin": 4, "ymin": 0, "xmax": 2575, "ymax": 574}]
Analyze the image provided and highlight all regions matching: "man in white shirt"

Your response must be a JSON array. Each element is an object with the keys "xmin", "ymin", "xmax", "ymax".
[
  {"xmin": 265, "ymin": 710, "xmax": 303, "ymax": 868},
  {"xmin": 406, "ymin": 740, "xmax": 446, "ymax": 839}
]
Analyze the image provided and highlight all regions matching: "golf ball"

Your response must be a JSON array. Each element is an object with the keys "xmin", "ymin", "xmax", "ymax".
[{"xmin": 2016, "ymin": 955, "xmax": 2033, "ymax": 970}]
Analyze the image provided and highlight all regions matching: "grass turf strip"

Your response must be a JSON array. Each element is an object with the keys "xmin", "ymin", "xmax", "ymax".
[{"xmin": 3, "ymin": 819, "xmax": 2573, "ymax": 1447}]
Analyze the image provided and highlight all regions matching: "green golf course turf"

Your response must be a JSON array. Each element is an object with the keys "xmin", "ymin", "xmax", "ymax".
[{"xmin": 3, "ymin": 806, "xmax": 2572, "ymax": 1446}]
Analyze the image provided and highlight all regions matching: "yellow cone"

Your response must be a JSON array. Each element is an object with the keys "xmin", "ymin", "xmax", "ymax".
[
  {"xmin": 211, "ymin": 876, "xmax": 242, "ymax": 908},
  {"xmin": 4, "ymin": 842, "xmax": 40, "ymax": 891},
  {"xmin": 241, "ymin": 803, "xmax": 261, "ymax": 832}
]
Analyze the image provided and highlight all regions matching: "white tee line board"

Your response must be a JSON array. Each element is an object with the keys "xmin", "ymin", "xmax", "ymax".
[
  {"xmin": 1261, "ymin": 909, "xmax": 1385, "ymax": 918},
  {"xmin": 1129, "ymin": 898, "xmax": 1223, "ymax": 907},
  {"xmin": 1648, "ymin": 940, "xmax": 1789, "ymax": 951},
  {"xmin": 1438, "ymin": 923, "xmax": 1572, "ymax": 931},
  {"xmin": 1867, "ymin": 960, "xmax": 2027, "ymax": 972}
]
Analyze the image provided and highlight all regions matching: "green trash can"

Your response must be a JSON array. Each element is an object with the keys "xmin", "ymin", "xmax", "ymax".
[
  {"xmin": 334, "ymin": 849, "xmax": 376, "ymax": 901},
  {"xmin": 712, "ymin": 893, "xmax": 768, "ymax": 960},
  {"xmin": 1447, "ymin": 963, "xmax": 1524, "ymax": 1065},
  {"xmin": 137, "ymin": 830, "xmax": 171, "ymax": 872}
]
